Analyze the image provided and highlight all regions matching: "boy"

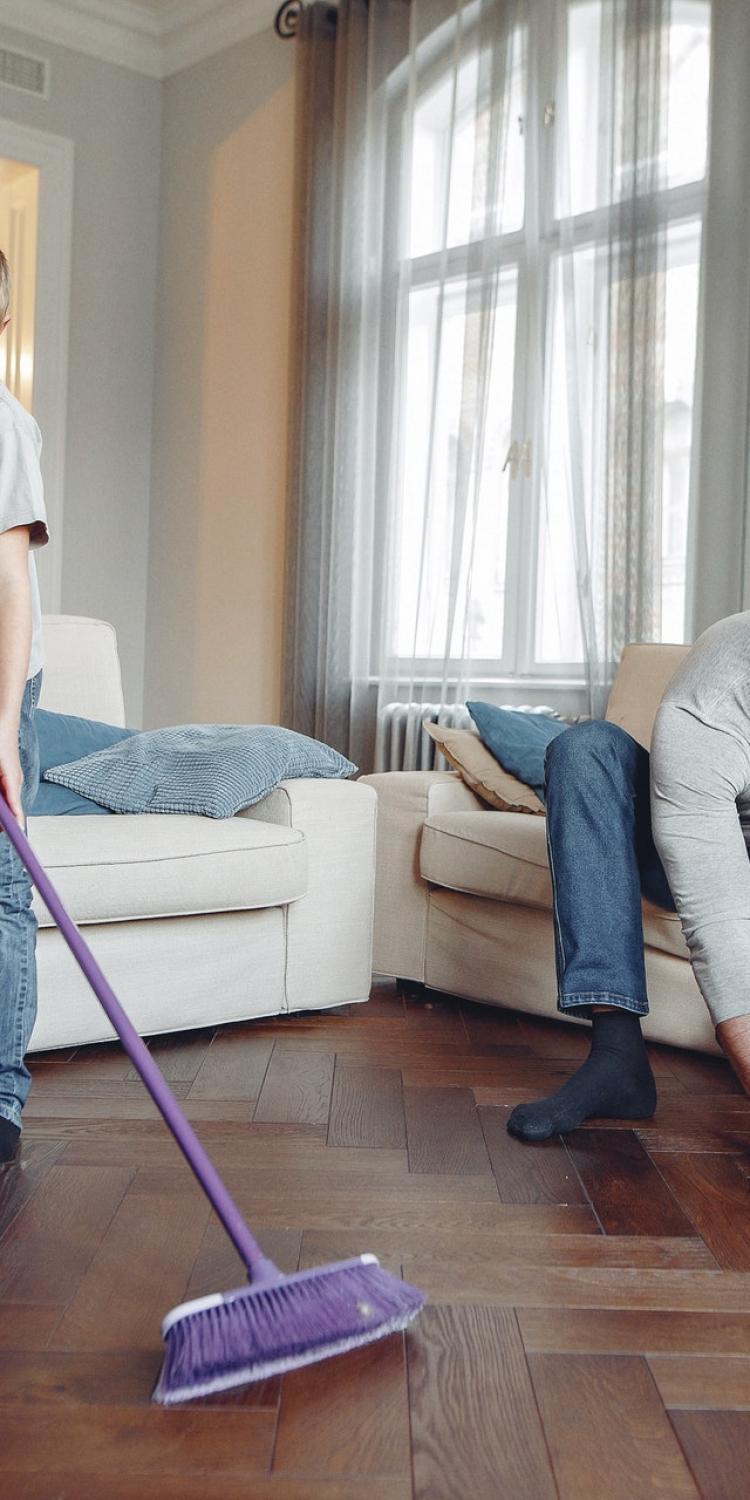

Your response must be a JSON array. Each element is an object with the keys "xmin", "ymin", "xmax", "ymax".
[
  {"xmin": 0, "ymin": 248, "xmax": 50, "ymax": 1162},
  {"xmin": 508, "ymin": 609, "xmax": 750, "ymax": 1141}
]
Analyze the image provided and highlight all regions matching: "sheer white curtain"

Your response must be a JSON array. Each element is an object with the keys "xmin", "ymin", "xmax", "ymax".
[{"xmin": 283, "ymin": 0, "xmax": 711, "ymax": 770}]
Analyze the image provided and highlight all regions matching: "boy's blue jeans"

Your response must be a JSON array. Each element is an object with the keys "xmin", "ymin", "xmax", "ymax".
[
  {"xmin": 0, "ymin": 667, "xmax": 42, "ymax": 1129},
  {"xmin": 545, "ymin": 718, "xmax": 677, "ymax": 1020}
]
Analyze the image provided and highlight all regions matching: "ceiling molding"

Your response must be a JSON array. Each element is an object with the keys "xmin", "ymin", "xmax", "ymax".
[{"xmin": 0, "ymin": 0, "xmax": 278, "ymax": 79}]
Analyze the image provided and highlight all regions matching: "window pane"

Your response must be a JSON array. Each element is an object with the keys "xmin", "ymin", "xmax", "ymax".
[
  {"xmin": 667, "ymin": 3, "xmax": 711, "ymax": 190},
  {"xmin": 536, "ymin": 221, "xmax": 701, "ymax": 663},
  {"xmin": 560, "ymin": 0, "xmax": 710, "ymax": 218},
  {"xmin": 535, "ymin": 252, "xmax": 592, "ymax": 665},
  {"xmin": 394, "ymin": 271, "xmax": 518, "ymax": 659},
  {"xmin": 410, "ymin": 29, "xmax": 525, "ymax": 258}
]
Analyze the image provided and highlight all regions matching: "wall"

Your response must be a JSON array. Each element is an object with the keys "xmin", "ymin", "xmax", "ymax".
[
  {"xmin": 0, "ymin": 21, "xmax": 161, "ymax": 725},
  {"xmin": 146, "ymin": 28, "xmax": 296, "ymax": 729}
]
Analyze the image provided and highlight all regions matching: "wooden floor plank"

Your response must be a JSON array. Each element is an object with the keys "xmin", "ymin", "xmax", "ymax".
[
  {"xmin": 528, "ymin": 1353, "xmax": 698, "ymax": 1498},
  {"xmin": 518, "ymin": 1307, "xmax": 750, "ymax": 1356},
  {"xmin": 564, "ymin": 1129, "xmax": 697, "ymax": 1237},
  {"xmin": 637, "ymin": 1124, "xmax": 750, "ymax": 1153},
  {"xmin": 254, "ymin": 1048, "xmax": 334, "ymax": 1125},
  {"xmin": 0, "ymin": 1138, "xmax": 66, "ymax": 1240},
  {"xmin": 273, "ymin": 1336, "xmax": 411, "ymax": 1479},
  {"xmin": 0, "ymin": 1302, "xmax": 64, "ymax": 1351},
  {"xmin": 49, "ymin": 1182, "xmax": 211, "ymax": 1350},
  {"xmin": 478, "ymin": 1104, "xmax": 588, "ymax": 1205},
  {"xmin": 301, "ymin": 1226, "xmax": 713, "ymax": 1272},
  {"xmin": 648, "ymin": 1355, "xmax": 750, "ymax": 1410},
  {"xmin": 127, "ymin": 1027, "xmax": 215, "ymax": 1085},
  {"xmin": 299, "ymin": 1229, "xmax": 403, "ymax": 1281},
  {"xmin": 669, "ymin": 1411, "xmax": 750, "ymax": 1500},
  {"xmin": 4, "ymin": 1477, "xmax": 412, "ymax": 1500},
  {"xmin": 652, "ymin": 1045, "xmax": 743, "ymax": 1095},
  {"xmin": 0, "ymin": 1164, "xmax": 134, "ymax": 1305},
  {"xmin": 327, "ymin": 1063, "xmax": 406, "ymax": 1149},
  {"xmin": 403, "ymin": 1086, "xmax": 493, "ymax": 1175},
  {"xmin": 407, "ymin": 1304, "xmax": 557, "ymax": 1500},
  {"xmin": 187, "ymin": 1029, "xmax": 274, "ymax": 1100},
  {"xmin": 185, "ymin": 1221, "xmax": 301, "ymax": 1299},
  {"xmin": 0, "ymin": 1406, "xmax": 277, "ymax": 1476},
  {"xmin": 460, "ymin": 1001, "xmax": 530, "ymax": 1050},
  {"xmin": 649, "ymin": 1152, "xmax": 750, "ymax": 1270},
  {"xmin": 400, "ymin": 1262, "xmax": 750, "ymax": 1312}
]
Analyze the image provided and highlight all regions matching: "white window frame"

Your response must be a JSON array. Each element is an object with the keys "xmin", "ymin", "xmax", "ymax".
[{"xmin": 371, "ymin": 0, "xmax": 720, "ymax": 708}]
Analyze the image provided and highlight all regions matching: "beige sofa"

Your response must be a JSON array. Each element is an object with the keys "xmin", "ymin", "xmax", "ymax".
[
  {"xmin": 362, "ymin": 642, "xmax": 722, "ymax": 1056},
  {"xmin": 28, "ymin": 615, "xmax": 376, "ymax": 1051}
]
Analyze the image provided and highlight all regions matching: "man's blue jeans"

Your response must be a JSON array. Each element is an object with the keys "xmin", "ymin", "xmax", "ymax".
[
  {"xmin": 0, "ymin": 667, "xmax": 42, "ymax": 1129},
  {"xmin": 545, "ymin": 718, "xmax": 676, "ymax": 1019}
]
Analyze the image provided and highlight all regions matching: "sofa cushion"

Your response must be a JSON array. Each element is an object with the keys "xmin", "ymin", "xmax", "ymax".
[
  {"xmin": 422, "ymin": 722, "xmax": 545, "ymax": 814},
  {"xmin": 27, "ymin": 812, "xmax": 307, "ymax": 927},
  {"xmin": 605, "ymin": 642, "xmax": 691, "ymax": 750},
  {"xmin": 420, "ymin": 810, "xmax": 689, "ymax": 961},
  {"xmin": 465, "ymin": 702, "xmax": 569, "ymax": 799}
]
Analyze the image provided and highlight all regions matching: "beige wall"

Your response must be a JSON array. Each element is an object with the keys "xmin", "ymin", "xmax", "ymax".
[{"xmin": 146, "ymin": 29, "xmax": 296, "ymax": 729}]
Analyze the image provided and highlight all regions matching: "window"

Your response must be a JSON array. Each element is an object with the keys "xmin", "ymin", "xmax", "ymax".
[{"xmin": 387, "ymin": 0, "xmax": 711, "ymax": 684}]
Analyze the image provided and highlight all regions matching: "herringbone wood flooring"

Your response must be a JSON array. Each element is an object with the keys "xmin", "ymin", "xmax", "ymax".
[{"xmin": 1, "ymin": 976, "xmax": 749, "ymax": 1498}]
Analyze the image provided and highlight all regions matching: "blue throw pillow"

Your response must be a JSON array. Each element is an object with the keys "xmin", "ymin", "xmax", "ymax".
[
  {"xmin": 44, "ymin": 723, "xmax": 358, "ymax": 817},
  {"xmin": 465, "ymin": 701, "xmax": 569, "ymax": 801},
  {"xmin": 29, "ymin": 709, "xmax": 138, "ymax": 816},
  {"xmin": 31, "ymin": 782, "xmax": 113, "ymax": 816}
]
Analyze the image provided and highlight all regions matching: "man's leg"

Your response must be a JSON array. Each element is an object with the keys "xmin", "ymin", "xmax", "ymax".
[
  {"xmin": 651, "ymin": 701, "xmax": 750, "ymax": 1094},
  {"xmin": 0, "ymin": 669, "xmax": 42, "ymax": 1162},
  {"xmin": 508, "ymin": 719, "xmax": 668, "ymax": 1142}
]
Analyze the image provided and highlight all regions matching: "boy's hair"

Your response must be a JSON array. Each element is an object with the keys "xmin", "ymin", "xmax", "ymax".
[{"xmin": 0, "ymin": 252, "xmax": 11, "ymax": 320}]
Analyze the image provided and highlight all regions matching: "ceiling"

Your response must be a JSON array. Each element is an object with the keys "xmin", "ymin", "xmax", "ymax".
[{"xmin": 0, "ymin": 0, "xmax": 281, "ymax": 77}]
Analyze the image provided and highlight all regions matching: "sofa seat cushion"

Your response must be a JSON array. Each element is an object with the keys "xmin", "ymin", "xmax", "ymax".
[
  {"xmin": 27, "ymin": 812, "xmax": 307, "ymax": 927},
  {"xmin": 420, "ymin": 810, "xmax": 689, "ymax": 961}
]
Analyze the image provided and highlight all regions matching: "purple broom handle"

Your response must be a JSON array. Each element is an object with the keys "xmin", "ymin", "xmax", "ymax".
[{"xmin": 0, "ymin": 789, "xmax": 278, "ymax": 1283}]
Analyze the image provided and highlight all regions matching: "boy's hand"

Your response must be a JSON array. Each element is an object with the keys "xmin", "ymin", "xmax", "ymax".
[{"xmin": 0, "ymin": 726, "xmax": 24, "ymax": 826}]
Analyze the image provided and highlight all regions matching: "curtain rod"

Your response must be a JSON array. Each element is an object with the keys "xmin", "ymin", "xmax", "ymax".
[
  {"xmin": 274, "ymin": 1, "xmax": 305, "ymax": 35},
  {"xmin": 275, "ymin": 1, "xmax": 367, "ymax": 38}
]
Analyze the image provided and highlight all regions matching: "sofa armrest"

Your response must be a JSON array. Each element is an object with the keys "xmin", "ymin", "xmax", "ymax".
[
  {"xmin": 358, "ymin": 771, "xmax": 483, "ymax": 982},
  {"xmin": 238, "ymin": 778, "xmax": 376, "ymax": 1011}
]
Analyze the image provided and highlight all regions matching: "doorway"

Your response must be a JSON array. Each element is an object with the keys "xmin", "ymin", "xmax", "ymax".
[
  {"xmin": 0, "ymin": 156, "xmax": 39, "ymax": 410},
  {"xmin": 0, "ymin": 119, "xmax": 73, "ymax": 613}
]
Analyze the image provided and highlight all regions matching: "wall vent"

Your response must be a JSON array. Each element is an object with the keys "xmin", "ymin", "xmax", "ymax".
[{"xmin": 0, "ymin": 48, "xmax": 49, "ymax": 99}]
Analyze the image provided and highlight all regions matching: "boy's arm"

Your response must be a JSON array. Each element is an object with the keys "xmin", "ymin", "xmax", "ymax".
[{"xmin": 0, "ymin": 524, "xmax": 31, "ymax": 825}]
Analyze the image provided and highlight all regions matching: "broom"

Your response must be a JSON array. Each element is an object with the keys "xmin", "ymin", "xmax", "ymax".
[{"xmin": 0, "ymin": 788, "xmax": 426, "ymax": 1403}]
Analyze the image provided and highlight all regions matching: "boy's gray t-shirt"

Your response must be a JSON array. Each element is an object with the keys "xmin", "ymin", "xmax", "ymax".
[{"xmin": 0, "ymin": 381, "xmax": 49, "ymax": 681}]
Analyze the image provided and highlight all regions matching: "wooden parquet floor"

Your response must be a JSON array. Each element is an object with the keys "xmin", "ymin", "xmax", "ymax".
[{"xmin": 2, "ymin": 976, "xmax": 750, "ymax": 1498}]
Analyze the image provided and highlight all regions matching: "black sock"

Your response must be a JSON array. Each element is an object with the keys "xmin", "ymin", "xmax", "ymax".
[
  {"xmin": 0, "ymin": 1117, "xmax": 20, "ymax": 1163},
  {"xmin": 507, "ymin": 1010, "xmax": 657, "ymax": 1142}
]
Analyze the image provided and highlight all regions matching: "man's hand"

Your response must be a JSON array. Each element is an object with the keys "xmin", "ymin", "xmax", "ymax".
[{"xmin": 0, "ymin": 724, "xmax": 24, "ymax": 826}]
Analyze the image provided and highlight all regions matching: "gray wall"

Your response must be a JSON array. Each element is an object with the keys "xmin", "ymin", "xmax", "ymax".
[{"xmin": 0, "ymin": 21, "xmax": 161, "ymax": 726}]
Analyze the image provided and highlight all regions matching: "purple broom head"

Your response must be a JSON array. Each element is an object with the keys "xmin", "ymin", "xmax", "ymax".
[{"xmin": 153, "ymin": 1253, "xmax": 426, "ymax": 1405}]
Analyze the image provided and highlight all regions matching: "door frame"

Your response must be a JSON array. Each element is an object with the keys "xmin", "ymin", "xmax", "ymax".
[{"xmin": 0, "ymin": 117, "xmax": 73, "ymax": 612}]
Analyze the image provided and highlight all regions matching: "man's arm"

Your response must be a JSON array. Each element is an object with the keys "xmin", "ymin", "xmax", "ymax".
[{"xmin": 0, "ymin": 524, "xmax": 32, "ymax": 824}]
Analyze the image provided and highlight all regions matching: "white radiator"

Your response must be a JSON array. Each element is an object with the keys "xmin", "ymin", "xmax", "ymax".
[
  {"xmin": 376, "ymin": 701, "xmax": 474, "ymax": 773},
  {"xmin": 376, "ymin": 699, "xmax": 566, "ymax": 773}
]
